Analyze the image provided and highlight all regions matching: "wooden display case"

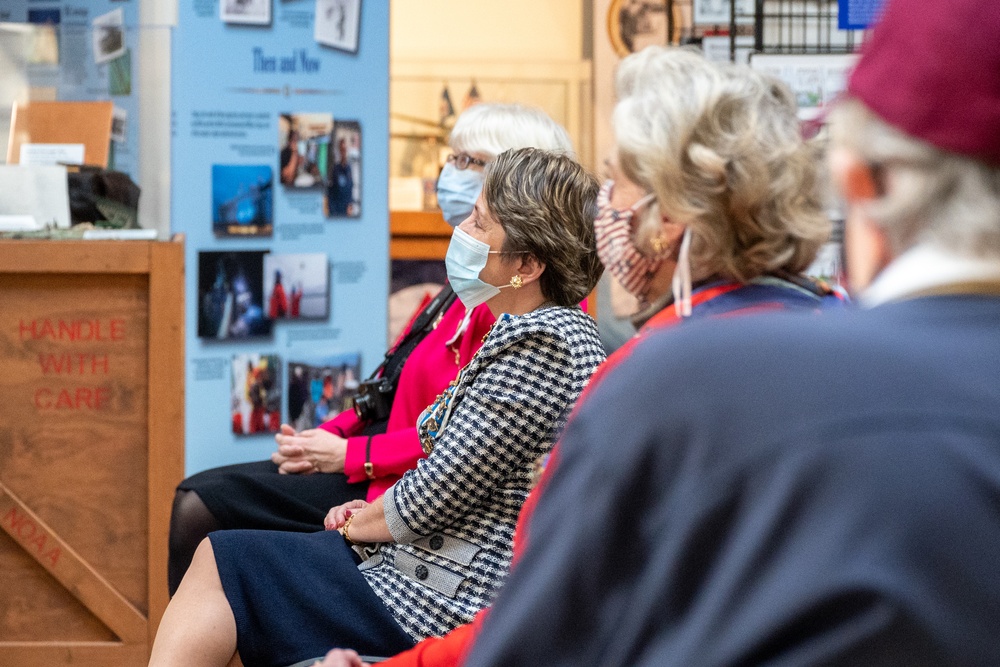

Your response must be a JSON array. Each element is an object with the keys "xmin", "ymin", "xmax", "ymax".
[
  {"xmin": 390, "ymin": 210, "xmax": 453, "ymax": 260},
  {"xmin": 0, "ymin": 238, "xmax": 184, "ymax": 666}
]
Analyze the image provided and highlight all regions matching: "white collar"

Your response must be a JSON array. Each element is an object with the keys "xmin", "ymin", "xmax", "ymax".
[{"xmin": 862, "ymin": 244, "xmax": 1000, "ymax": 307}]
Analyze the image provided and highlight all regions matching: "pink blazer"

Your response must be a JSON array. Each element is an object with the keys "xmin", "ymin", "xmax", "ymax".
[{"xmin": 321, "ymin": 295, "xmax": 496, "ymax": 501}]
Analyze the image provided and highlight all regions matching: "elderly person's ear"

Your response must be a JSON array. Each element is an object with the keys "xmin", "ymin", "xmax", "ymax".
[
  {"xmin": 829, "ymin": 147, "xmax": 892, "ymax": 293},
  {"xmin": 829, "ymin": 147, "xmax": 880, "ymax": 205}
]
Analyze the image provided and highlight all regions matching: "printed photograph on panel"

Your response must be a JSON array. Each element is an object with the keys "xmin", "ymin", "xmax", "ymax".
[
  {"xmin": 279, "ymin": 112, "xmax": 334, "ymax": 188},
  {"xmin": 325, "ymin": 120, "xmax": 361, "ymax": 217},
  {"xmin": 232, "ymin": 353, "xmax": 282, "ymax": 435},
  {"xmin": 263, "ymin": 252, "xmax": 329, "ymax": 319},
  {"xmin": 287, "ymin": 353, "xmax": 361, "ymax": 430},
  {"xmin": 212, "ymin": 164, "xmax": 274, "ymax": 237},
  {"xmin": 197, "ymin": 251, "xmax": 273, "ymax": 339}
]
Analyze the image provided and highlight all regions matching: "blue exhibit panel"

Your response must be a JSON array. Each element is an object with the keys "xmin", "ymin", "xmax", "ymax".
[{"xmin": 172, "ymin": 1, "xmax": 390, "ymax": 474}]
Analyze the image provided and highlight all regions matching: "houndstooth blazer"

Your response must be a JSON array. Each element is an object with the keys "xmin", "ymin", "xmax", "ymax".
[{"xmin": 358, "ymin": 304, "xmax": 606, "ymax": 641}]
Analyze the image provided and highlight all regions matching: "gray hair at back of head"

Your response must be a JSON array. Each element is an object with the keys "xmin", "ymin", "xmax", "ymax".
[
  {"xmin": 613, "ymin": 46, "xmax": 830, "ymax": 282},
  {"xmin": 829, "ymin": 98, "xmax": 1000, "ymax": 259},
  {"xmin": 449, "ymin": 103, "xmax": 575, "ymax": 159}
]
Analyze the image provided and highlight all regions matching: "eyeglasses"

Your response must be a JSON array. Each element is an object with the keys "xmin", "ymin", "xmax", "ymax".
[{"xmin": 446, "ymin": 153, "xmax": 488, "ymax": 170}]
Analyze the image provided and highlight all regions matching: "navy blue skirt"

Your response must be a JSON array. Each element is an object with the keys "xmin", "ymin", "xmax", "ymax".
[{"xmin": 210, "ymin": 529, "xmax": 415, "ymax": 667}]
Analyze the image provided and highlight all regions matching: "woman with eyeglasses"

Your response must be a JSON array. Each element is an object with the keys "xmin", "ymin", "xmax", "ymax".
[
  {"xmin": 150, "ymin": 147, "xmax": 606, "ymax": 667},
  {"xmin": 166, "ymin": 104, "xmax": 575, "ymax": 595}
]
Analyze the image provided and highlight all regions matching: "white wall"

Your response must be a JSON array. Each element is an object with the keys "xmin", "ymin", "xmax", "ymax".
[
  {"xmin": 391, "ymin": 0, "xmax": 583, "ymax": 61},
  {"xmin": 388, "ymin": 1, "xmax": 592, "ymax": 176}
]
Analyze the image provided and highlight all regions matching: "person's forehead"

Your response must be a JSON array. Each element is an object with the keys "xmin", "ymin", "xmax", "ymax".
[{"xmin": 475, "ymin": 196, "xmax": 500, "ymax": 228}]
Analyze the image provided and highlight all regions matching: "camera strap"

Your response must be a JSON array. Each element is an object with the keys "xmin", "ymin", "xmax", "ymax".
[{"xmin": 367, "ymin": 284, "xmax": 458, "ymax": 388}]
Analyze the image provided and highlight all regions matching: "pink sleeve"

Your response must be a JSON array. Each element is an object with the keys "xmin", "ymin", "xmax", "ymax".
[
  {"xmin": 343, "ymin": 426, "xmax": 427, "ymax": 484},
  {"xmin": 321, "ymin": 408, "xmax": 363, "ymax": 438}
]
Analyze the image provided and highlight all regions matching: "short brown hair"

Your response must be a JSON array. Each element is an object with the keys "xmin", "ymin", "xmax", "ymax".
[{"xmin": 482, "ymin": 147, "xmax": 603, "ymax": 306}]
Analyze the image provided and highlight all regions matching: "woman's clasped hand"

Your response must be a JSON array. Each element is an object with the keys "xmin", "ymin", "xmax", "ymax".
[
  {"xmin": 272, "ymin": 424, "xmax": 349, "ymax": 475},
  {"xmin": 324, "ymin": 499, "xmax": 368, "ymax": 532}
]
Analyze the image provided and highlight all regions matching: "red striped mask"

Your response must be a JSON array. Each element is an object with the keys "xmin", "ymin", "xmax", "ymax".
[{"xmin": 593, "ymin": 180, "xmax": 662, "ymax": 301}]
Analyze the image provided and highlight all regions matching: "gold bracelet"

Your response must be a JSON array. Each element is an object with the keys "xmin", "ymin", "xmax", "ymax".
[{"xmin": 341, "ymin": 513, "xmax": 364, "ymax": 546}]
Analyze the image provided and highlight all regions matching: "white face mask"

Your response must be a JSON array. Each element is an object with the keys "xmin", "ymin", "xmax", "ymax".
[
  {"xmin": 437, "ymin": 163, "xmax": 484, "ymax": 227},
  {"xmin": 445, "ymin": 227, "xmax": 516, "ymax": 310}
]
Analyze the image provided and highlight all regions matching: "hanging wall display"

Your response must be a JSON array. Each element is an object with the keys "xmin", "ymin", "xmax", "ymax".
[
  {"xmin": 693, "ymin": 0, "xmax": 755, "ymax": 25},
  {"xmin": 750, "ymin": 53, "xmax": 858, "ymax": 120},
  {"xmin": 221, "ymin": 0, "xmax": 272, "ymax": 26},
  {"xmin": 838, "ymin": 0, "xmax": 887, "ymax": 29},
  {"xmin": 174, "ymin": 0, "xmax": 390, "ymax": 474},
  {"xmin": 314, "ymin": 0, "xmax": 361, "ymax": 53}
]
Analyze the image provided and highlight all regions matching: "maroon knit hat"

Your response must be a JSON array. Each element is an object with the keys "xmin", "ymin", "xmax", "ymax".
[{"xmin": 847, "ymin": 0, "xmax": 1000, "ymax": 166}]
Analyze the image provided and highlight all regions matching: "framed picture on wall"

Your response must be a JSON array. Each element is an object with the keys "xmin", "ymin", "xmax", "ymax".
[
  {"xmin": 325, "ymin": 120, "xmax": 361, "ymax": 217},
  {"xmin": 314, "ymin": 0, "xmax": 361, "ymax": 54},
  {"xmin": 231, "ymin": 353, "xmax": 282, "ymax": 435},
  {"xmin": 92, "ymin": 8, "xmax": 126, "ymax": 64},
  {"xmin": 221, "ymin": 0, "xmax": 272, "ymax": 25},
  {"xmin": 279, "ymin": 112, "xmax": 333, "ymax": 188},
  {"xmin": 197, "ymin": 251, "xmax": 274, "ymax": 339},
  {"xmin": 606, "ymin": 0, "xmax": 669, "ymax": 58}
]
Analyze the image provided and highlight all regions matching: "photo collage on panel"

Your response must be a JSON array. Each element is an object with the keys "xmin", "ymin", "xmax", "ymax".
[{"xmin": 199, "ymin": 0, "xmax": 366, "ymax": 438}]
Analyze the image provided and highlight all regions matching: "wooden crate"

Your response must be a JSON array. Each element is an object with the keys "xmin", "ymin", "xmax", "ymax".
[{"xmin": 0, "ymin": 238, "xmax": 184, "ymax": 666}]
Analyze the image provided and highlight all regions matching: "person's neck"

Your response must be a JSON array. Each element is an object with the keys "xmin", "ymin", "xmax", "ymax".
[
  {"xmin": 487, "ymin": 286, "xmax": 547, "ymax": 318},
  {"xmin": 861, "ymin": 243, "xmax": 1000, "ymax": 307}
]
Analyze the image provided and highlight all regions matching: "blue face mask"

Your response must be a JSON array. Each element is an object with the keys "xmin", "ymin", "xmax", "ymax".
[
  {"xmin": 445, "ymin": 227, "xmax": 512, "ymax": 310},
  {"xmin": 437, "ymin": 163, "xmax": 484, "ymax": 227}
]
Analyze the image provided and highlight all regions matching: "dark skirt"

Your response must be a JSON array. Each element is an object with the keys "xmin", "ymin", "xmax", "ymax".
[
  {"xmin": 179, "ymin": 460, "xmax": 368, "ymax": 532},
  {"xmin": 211, "ymin": 528, "xmax": 415, "ymax": 667}
]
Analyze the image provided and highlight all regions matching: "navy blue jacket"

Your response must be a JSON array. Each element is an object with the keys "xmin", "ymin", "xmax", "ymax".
[{"xmin": 467, "ymin": 295, "xmax": 1000, "ymax": 666}]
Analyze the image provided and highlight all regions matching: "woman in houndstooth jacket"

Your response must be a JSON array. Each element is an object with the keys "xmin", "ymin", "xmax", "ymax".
[{"xmin": 149, "ymin": 148, "xmax": 607, "ymax": 667}]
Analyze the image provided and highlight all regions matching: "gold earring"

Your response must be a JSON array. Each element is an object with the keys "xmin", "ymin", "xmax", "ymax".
[
  {"xmin": 509, "ymin": 275, "xmax": 523, "ymax": 289},
  {"xmin": 650, "ymin": 234, "xmax": 668, "ymax": 255}
]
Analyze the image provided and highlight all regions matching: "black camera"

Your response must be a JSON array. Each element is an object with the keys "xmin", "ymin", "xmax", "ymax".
[{"xmin": 352, "ymin": 377, "xmax": 395, "ymax": 422}]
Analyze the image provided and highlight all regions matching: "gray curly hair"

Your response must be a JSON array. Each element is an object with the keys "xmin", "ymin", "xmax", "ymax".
[
  {"xmin": 828, "ymin": 98, "xmax": 1000, "ymax": 258},
  {"xmin": 613, "ymin": 46, "xmax": 830, "ymax": 282}
]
